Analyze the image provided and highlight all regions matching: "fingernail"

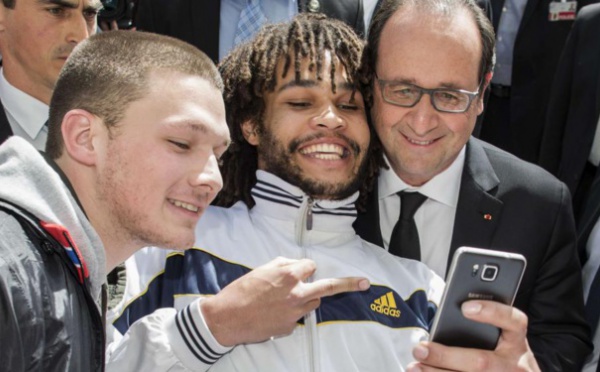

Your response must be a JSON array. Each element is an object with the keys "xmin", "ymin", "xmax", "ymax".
[
  {"xmin": 406, "ymin": 364, "xmax": 422, "ymax": 372},
  {"xmin": 462, "ymin": 301, "xmax": 482, "ymax": 314},
  {"xmin": 413, "ymin": 344, "xmax": 429, "ymax": 360},
  {"xmin": 358, "ymin": 279, "xmax": 370, "ymax": 290}
]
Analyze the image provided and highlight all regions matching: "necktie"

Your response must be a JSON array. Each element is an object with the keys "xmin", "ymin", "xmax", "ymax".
[
  {"xmin": 234, "ymin": 0, "xmax": 267, "ymax": 45},
  {"xmin": 388, "ymin": 191, "xmax": 427, "ymax": 260}
]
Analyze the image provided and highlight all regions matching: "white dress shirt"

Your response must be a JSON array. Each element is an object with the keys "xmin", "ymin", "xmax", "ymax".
[
  {"xmin": 363, "ymin": 0, "xmax": 379, "ymax": 33},
  {"xmin": 0, "ymin": 68, "xmax": 49, "ymax": 151},
  {"xmin": 582, "ymin": 217, "xmax": 600, "ymax": 372},
  {"xmin": 378, "ymin": 147, "xmax": 465, "ymax": 277}
]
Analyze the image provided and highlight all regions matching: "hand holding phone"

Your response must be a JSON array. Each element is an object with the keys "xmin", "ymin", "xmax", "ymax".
[{"xmin": 429, "ymin": 247, "xmax": 527, "ymax": 350}]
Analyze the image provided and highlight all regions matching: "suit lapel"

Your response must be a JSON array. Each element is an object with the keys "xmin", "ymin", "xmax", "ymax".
[
  {"xmin": 448, "ymin": 138, "xmax": 503, "ymax": 276},
  {"xmin": 353, "ymin": 182, "xmax": 384, "ymax": 248},
  {"xmin": 595, "ymin": 41, "xmax": 600, "ymax": 120},
  {"xmin": 583, "ymin": 20, "xmax": 600, "ymax": 263},
  {"xmin": 519, "ymin": 0, "xmax": 542, "ymax": 32},
  {"xmin": 578, "ymin": 174, "xmax": 600, "ymax": 264},
  {"xmin": 0, "ymin": 100, "xmax": 13, "ymax": 145}
]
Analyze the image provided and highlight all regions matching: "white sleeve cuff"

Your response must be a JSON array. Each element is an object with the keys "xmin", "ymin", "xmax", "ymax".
[{"xmin": 166, "ymin": 299, "xmax": 233, "ymax": 369}]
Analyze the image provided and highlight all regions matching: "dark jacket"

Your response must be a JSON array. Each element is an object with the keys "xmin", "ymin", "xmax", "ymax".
[
  {"xmin": 479, "ymin": 0, "xmax": 599, "ymax": 163},
  {"xmin": 539, "ymin": 3, "xmax": 600, "ymax": 200},
  {"xmin": 0, "ymin": 201, "xmax": 105, "ymax": 371},
  {"xmin": 354, "ymin": 137, "xmax": 593, "ymax": 371},
  {"xmin": 135, "ymin": 0, "xmax": 365, "ymax": 62}
]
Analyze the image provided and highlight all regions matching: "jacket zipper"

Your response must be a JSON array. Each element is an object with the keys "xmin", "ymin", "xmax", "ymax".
[{"xmin": 296, "ymin": 197, "xmax": 319, "ymax": 372}]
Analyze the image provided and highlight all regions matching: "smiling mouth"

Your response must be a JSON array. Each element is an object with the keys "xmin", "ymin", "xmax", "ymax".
[
  {"xmin": 299, "ymin": 143, "xmax": 348, "ymax": 160},
  {"xmin": 168, "ymin": 199, "xmax": 200, "ymax": 213},
  {"xmin": 404, "ymin": 135, "xmax": 438, "ymax": 146}
]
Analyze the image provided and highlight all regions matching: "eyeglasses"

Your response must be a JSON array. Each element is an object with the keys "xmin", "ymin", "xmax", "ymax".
[{"xmin": 376, "ymin": 78, "xmax": 481, "ymax": 113}]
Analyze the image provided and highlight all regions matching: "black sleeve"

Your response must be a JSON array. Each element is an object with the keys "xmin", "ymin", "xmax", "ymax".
[
  {"xmin": 525, "ymin": 184, "xmax": 593, "ymax": 371},
  {"xmin": 538, "ymin": 14, "xmax": 579, "ymax": 175}
]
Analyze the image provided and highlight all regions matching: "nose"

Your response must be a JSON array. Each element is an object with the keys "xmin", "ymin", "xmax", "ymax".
[
  {"xmin": 310, "ymin": 105, "xmax": 346, "ymax": 131},
  {"xmin": 407, "ymin": 94, "xmax": 439, "ymax": 136},
  {"xmin": 189, "ymin": 154, "xmax": 223, "ymax": 203},
  {"xmin": 66, "ymin": 14, "xmax": 92, "ymax": 45}
]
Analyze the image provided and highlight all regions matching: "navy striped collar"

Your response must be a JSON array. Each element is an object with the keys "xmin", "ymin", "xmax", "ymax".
[{"xmin": 250, "ymin": 171, "xmax": 359, "ymax": 230}]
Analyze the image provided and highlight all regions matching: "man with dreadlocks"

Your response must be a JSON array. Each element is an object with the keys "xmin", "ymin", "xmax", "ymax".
[{"xmin": 108, "ymin": 13, "xmax": 445, "ymax": 371}]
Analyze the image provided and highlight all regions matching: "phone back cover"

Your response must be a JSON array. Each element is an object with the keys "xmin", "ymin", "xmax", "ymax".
[{"xmin": 431, "ymin": 250, "xmax": 526, "ymax": 349}]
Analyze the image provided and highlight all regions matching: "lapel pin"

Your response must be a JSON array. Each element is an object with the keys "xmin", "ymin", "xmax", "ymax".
[{"xmin": 483, "ymin": 213, "xmax": 493, "ymax": 221}]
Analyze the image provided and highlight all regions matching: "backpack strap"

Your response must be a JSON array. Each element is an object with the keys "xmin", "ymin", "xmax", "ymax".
[{"xmin": 0, "ymin": 199, "xmax": 90, "ymax": 285}]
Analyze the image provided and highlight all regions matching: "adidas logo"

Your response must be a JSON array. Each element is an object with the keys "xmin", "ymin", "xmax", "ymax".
[{"xmin": 370, "ymin": 292, "xmax": 401, "ymax": 318}]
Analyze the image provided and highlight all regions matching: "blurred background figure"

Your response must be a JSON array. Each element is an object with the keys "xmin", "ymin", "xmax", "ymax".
[
  {"xmin": 0, "ymin": 0, "xmax": 101, "ymax": 149},
  {"xmin": 539, "ymin": 3, "xmax": 600, "ymax": 219},
  {"xmin": 579, "ymin": 170, "xmax": 600, "ymax": 372},
  {"xmin": 538, "ymin": 7, "xmax": 600, "ymax": 367},
  {"xmin": 134, "ymin": 0, "xmax": 374, "ymax": 61},
  {"xmin": 97, "ymin": 0, "xmax": 138, "ymax": 30},
  {"xmin": 477, "ymin": 0, "xmax": 599, "ymax": 164}
]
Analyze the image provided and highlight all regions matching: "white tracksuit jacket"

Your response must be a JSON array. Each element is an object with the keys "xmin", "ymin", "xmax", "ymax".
[{"xmin": 107, "ymin": 171, "xmax": 445, "ymax": 371}]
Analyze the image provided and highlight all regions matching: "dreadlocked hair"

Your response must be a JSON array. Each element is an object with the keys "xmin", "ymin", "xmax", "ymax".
[{"xmin": 214, "ymin": 13, "xmax": 383, "ymax": 211}]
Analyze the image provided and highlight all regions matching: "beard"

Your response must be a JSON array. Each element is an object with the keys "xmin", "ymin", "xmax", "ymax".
[{"xmin": 256, "ymin": 129, "xmax": 369, "ymax": 200}]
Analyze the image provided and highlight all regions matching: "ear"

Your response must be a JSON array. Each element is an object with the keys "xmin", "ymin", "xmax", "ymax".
[
  {"xmin": 241, "ymin": 120, "xmax": 259, "ymax": 146},
  {"xmin": 60, "ymin": 109, "xmax": 101, "ymax": 166},
  {"xmin": 476, "ymin": 71, "xmax": 493, "ymax": 115}
]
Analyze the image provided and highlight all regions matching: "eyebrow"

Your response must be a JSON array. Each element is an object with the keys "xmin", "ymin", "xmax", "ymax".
[
  {"xmin": 277, "ymin": 79, "xmax": 356, "ymax": 93},
  {"xmin": 37, "ymin": 0, "xmax": 103, "ymax": 12}
]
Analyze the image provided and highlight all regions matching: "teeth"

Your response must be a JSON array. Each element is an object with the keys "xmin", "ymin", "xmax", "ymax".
[
  {"xmin": 171, "ymin": 199, "xmax": 199, "ymax": 212},
  {"xmin": 313, "ymin": 153, "xmax": 340, "ymax": 160},
  {"xmin": 407, "ymin": 137, "xmax": 434, "ymax": 146},
  {"xmin": 300, "ymin": 143, "xmax": 345, "ymax": 159}
]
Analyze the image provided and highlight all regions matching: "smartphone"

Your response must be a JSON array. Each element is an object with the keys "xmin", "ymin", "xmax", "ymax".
[{"xmin": 429, "ymin": 247, "xmax": 527, "ymax": 350}]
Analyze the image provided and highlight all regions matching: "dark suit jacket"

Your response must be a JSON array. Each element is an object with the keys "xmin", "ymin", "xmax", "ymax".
[
  {"xmin": 0, "ymin": 101, "xmax": 13, "ymax": 145},
  {"xmin": 539, "ymin": 4, "xmax": 600, "ymax": 200},
  {"xmin": 355, "ymin": 137, "xmax": 592, "ymax": 371},
  {"xmin": 135, "ymin": 0, "xmax": 365, "ymax": 62},
  {"xmin": 578, "ymin": 171, "xmax": 600, "ymax": 265},
  {"xmin": 480, "ymin": 0, "xmax": 598, "ymax": 163}
]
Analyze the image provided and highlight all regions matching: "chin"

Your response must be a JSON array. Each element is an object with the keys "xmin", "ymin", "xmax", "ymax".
[
  {"xmin": 171, "ymin": 235, "xmax": 196, "ymax": 251},
  {"xmin": 146, "ymin": 230, "xmax": 195, "ymax": 251}
]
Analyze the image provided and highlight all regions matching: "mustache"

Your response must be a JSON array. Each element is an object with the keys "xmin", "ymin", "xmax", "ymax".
[{"xmin": 288, "ymin": 132, "xmax": 363, "ymax": 156}]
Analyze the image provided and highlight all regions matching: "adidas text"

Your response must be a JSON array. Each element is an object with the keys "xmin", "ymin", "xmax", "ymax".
[{"xmin": 370, "ymin": 303, "xmax": 401, "ymax": 317}]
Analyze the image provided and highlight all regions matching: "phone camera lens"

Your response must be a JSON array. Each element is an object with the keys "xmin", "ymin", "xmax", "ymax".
[{"xmin": 481, "ymin": 264, "xmax": 498, "ymax": 281}]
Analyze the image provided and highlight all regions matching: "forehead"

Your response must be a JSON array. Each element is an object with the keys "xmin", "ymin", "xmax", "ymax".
[
  {"xmin": 377, "ymin": 7, "xmax": 481, "ymax": 87},
  {"xmin": 141, "ymin": 70, "xmax": 229, "ymax": 140},
  {"xmin": 273, "ymin": 51, "xmax": 351, "ymax": 88}
]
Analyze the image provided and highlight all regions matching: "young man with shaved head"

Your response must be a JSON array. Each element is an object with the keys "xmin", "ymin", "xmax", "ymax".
[{"xmin": 0, "ymin": 31, "xmax": 231, "ymax": 370}]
